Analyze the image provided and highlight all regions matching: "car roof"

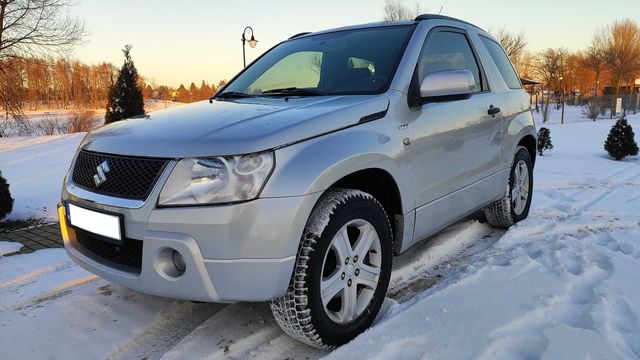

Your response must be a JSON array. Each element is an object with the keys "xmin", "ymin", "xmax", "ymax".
[{"xmin": 289, "ymin": 14, "xmax": 484, "ymax": 40}]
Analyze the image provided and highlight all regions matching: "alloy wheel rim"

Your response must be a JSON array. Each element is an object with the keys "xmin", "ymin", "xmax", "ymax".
[
  {"xmin": 511, "ymin": 160, "xmax": 529, "ymax": 215},
  {"xmin": 320, "ymin": 219, "xmax": 382, "ymax": 324}
]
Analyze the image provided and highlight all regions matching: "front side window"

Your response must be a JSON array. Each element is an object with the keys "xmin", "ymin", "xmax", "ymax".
[
  {"xmin": 480, "ymin": 36, "xmax": 522, "ymax": 89},
  {"xmin": 417, "ymin": 30, "xmax": 483, "ymax": 93},
  {"xmin": 221, "ymin": 26, "xmax": 414, "ymax": 96}
]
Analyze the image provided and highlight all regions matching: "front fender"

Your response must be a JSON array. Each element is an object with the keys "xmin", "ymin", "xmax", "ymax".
[{"xmin": 261, "ymin": 117, "xmax": 413, "ymax": 214}]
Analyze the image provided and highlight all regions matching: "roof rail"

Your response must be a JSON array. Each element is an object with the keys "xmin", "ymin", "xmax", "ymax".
[
  {"xmin": 289, "ymin": 32, "xmax": 311, "ymax": 39},
  {"xmin": 414, "ymin": 14, "xmax": 482, "ymax": 30}
]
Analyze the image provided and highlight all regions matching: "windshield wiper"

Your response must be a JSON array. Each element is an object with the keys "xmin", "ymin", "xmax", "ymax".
[
  {"xmin": 214, "ymin": 91, "xmax": 256, "ymax": 99},
  {"xmin": 260, "ymin": 87, "xmax": 325, "ymax": 97}
]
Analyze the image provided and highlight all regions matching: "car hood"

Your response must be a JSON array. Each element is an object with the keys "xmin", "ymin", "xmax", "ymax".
[{"xmin": 81, "ymin": 95, "xmax": 389, "ymax": 158}]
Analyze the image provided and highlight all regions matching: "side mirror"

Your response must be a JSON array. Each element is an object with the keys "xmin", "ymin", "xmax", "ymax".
[{"xmin": 419, "ymin": 69, "xmax": 475, "ymax": 102}]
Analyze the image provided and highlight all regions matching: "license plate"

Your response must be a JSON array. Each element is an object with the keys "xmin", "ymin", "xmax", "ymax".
[{"xmin": 67, "ymin": 203, "xmax": 122, "ymax": 241}]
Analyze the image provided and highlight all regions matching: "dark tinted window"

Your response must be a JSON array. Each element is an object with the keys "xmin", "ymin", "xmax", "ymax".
[
  {"xmin": 480, "ymin": 36, "xmax": 522, "ymax": 89},
  {"xmin": 418, "ymin": 31, "xmax": 482, "ymax": 92}
]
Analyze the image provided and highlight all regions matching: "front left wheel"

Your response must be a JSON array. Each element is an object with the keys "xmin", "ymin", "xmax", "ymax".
[{"xmin": 270, "ymin": 188, "xmax": 393, "ymax": 349}]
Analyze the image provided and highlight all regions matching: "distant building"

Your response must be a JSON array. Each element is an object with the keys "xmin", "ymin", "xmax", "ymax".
[{"xmin": 603, "ymin": 78, "xmax": 640, "ymax": 95}]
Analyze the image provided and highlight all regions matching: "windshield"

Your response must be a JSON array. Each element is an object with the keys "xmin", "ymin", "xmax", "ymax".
[{"xmin": 220, "ymin": 26, "xmax": 414, "ymax": 97}]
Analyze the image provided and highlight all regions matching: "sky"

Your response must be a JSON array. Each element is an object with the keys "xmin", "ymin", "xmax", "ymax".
[{"xmin": 72, "ymin": 0, "xmax": 640, "ymax": 87}]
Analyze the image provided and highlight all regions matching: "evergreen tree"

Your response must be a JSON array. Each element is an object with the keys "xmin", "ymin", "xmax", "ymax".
[
  {"xmin": 0, "ymin": 170, "xmax": 14, "ymax": 221},
  {"xmin": 105, "ymin": 45, "xmax": 145, "ymax": 123},
  {"xmin": 189, "ymin": 82, "xmax": 198, "ymax": 102},
  {"xmin": 177, "ymin": 84, "xmax": 189, "ymax": 103},
  {"xmin": 537, "ymin": 127, "xmax": 553, "ymax": 155},
  {"xmin": 604, "ymin": 117, "xmax": 639, "ymax": 160}
]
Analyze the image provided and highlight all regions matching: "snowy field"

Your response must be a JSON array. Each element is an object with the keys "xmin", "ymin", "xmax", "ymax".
[
  {"xmin": 0, "ymin": 106, "xmax": 639, "ymax": 359},
  {"xmin": 0, "ymin": 100, "xmax": 182, "ymax": 137}
]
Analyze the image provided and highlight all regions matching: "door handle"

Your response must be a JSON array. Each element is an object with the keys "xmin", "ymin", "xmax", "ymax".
[{"xmin": 488, "ymin": 105, "xmax": 501, "ymax": 117}]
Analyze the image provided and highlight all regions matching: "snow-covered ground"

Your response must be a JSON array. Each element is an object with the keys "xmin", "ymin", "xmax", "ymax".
[
  {"xmin": 0, "ymin": 133, "xmax": 84, "ymax": 221},
  {"xmin": 0, "ymin": 100, "xmax": 182, "ymax": 137},
  {"xmin": 0, "ymin": 106, "xmax": 639, "ymax": 359}
]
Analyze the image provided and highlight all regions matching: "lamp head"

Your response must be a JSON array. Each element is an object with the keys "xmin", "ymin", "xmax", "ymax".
[{"xmin": 248, "ymin": 36, "xmax": 258, "ymax": 48}]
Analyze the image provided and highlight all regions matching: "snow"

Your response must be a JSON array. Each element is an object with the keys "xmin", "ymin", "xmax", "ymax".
[
  {"xmin": 1, "ymin": 101, "xmax": 183, "ymax": 137},
  {"xmin": 0, "ymin": 133, "xmax": 85, "ymax": 221},
  {"xmin": 0, "ymin": 105, "xmax": 639, "ymax": 359},
  {"xmin": 0, "ymin": 241, "xmax": 22, "ymax": 256}
]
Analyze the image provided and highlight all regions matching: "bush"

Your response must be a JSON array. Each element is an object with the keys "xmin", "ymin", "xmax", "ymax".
[
  {"xmin": 604, "ymin": 117, "xmax": 639, "ymax": 160},
  {"xmin": 33, "ymin": 114, "xmax": 60, "ymax": 135},
  {"xmin": 537, "ymin": 127, "xmax": 553, "ymax": 155},
  {"xmin": 581, "ymin": 97, "xmax": 604, "ymax": 121},
  {"xmin": 67, "ymin": 110, "xmax": 97, "ymax": 133},
  {"xmin": 0, "ymin": 170, "xmax": 14, "ymax": 221}
]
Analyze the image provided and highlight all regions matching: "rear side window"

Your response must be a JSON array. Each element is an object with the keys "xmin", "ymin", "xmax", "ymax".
[
  {"xmin": 480, "ymin": 36, "xmax": 522, "ymax": 89},
  {"xmin": 418, "ymin": 31, "xmax": 483, "ymax": 93}
]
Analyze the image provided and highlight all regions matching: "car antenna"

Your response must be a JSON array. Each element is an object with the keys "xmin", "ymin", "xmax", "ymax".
[{"xmin": 438, "ymin": 6, "xmax": 443, "ymax": 14}]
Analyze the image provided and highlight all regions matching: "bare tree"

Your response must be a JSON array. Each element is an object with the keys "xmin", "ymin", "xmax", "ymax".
[
  {"xmin": 605, "ymin": 19, "xmax": 640, "ymax": 97},
  {"xmin": 492, "ymin": 28, "xmax": 527, "ymax": 67},
  {"xmin": 0, "ymin": 0, "xmax": 85, "ymax": 120},
  {"xmin": 534, "ymin": 48, "xmax": 567, "ymax": 122},
  {"xmin": 0, "ymin": 0, "xmax": 85, "ymax": 59},
  {"xmin": 516, "ymin": 51, "xmax": 534, "ymax": 78},
  {"xmin": 581, "ymin": 28, "xmax": 608, "ymax": 120},
  {"xmin": 309, "ymin": 53, "xmax": 323, "ymax": 75},
  {"xmin": 383, "ymin": 0, "xmax": 422, "ymax": 21}
]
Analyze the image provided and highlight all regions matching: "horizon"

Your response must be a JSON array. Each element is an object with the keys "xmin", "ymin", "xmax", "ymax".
[{"xmin": 69, "ymin": 0, "xmax": 640, "ymax": 87}]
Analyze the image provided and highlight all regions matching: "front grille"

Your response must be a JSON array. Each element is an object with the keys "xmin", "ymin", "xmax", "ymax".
[
  {"xmin": 72, "ymin": 150, "xmax": 167, "ymax": 200},
  {"xmin": 73, "ymin": 228, "xmax": 143, "ymax": 274}
]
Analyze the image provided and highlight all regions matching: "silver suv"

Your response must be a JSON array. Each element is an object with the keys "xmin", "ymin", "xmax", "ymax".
[{"xmin": 59, "ymin": 15, "xmax": 536, "ymax": 348}]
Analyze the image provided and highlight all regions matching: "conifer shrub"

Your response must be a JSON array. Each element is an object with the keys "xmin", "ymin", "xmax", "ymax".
[
  {"xmin": 105, "ymin": 44, "xmax": 145, "ymax": 124},
  {"xmin": 537, "ymin": 127, "xmax": 553, "ymax": 155},
  {"xmin": 0, "ymin": 170, "xmax": 14, "ymax": 221},
  {"xmin": 604, "ymin": 117, "xmax": 639, "ymax": 160}
]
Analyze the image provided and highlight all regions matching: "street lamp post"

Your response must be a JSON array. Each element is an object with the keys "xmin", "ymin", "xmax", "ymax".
[{"xmin": 241, "ymin": 26, "xmax": 258, "ymax": 68}]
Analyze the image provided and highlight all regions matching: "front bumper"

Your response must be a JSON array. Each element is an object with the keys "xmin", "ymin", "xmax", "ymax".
[{"xmin": 60, "ymin": 180, "xmax": 321, "ymax": 302}]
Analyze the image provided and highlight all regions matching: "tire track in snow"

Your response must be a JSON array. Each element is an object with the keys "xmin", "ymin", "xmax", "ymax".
[
  {"xmin": 9, "ymin": 274, "xmax": 99, "ymax": 311},
  {"xmin": 107, "ymin": 301, "xmax": 227, "ymax": 360}
]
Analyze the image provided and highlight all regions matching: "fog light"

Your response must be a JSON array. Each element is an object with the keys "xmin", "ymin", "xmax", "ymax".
[
  {"xmin": 173, "ymin": 250, "xmax": 186, "ymax": 272},
  {"xmin": 155, "ymin": 247, "xmax": 186, "ymax": 278}
]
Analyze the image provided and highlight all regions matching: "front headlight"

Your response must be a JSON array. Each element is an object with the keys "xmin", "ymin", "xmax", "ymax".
[{"xmin": 158, "ymin": 151, "xmax": 274, "ymax": 206}]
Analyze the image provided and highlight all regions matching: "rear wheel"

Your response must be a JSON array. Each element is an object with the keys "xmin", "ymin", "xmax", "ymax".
[
  {"xmin": 270, "ymin": 189, "xmax": 393, "ymax": 349},
  {"xmin": 484, "ymin": 146, "xmax": 533, "ymax": 227}
]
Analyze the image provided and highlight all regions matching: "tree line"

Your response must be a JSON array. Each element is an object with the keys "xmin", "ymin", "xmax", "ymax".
[
  {"xmin": 0, "ymin": 56, "xmax": 227, "ymax": 113},
  {"xmin": 512, "ymin": 19, "xmax": 640, "ymax": 121}
]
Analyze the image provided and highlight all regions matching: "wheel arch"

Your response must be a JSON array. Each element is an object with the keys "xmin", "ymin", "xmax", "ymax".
[
  {"xmin": 518, "ymin": 134, "xmax": 537, "ymax": 166},
  {"xmin": 328, "ymin": 168, "xmax": 405, "ymax": 254},
  {"xmin": 503, "ymin": 109, "xmax": 537, "ymax": 168}
]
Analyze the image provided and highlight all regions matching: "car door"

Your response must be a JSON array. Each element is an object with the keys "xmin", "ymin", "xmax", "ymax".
[{"xmin": 411, "ymin": 27, "xmax": 502, "ymax": 241}]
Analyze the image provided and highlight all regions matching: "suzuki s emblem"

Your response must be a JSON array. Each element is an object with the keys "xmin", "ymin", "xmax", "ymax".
[{"xmin": 93, "ymin": 160, "xmax": 110, "ymax": 187}]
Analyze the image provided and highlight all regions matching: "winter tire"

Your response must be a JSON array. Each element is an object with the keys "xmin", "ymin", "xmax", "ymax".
[
  {"xmin": 484, "ymin": 146, "xmax": 533, "ymax": 228},
  {"xmin": 270, "ymin": 188, "xmax": 393, "ymax": 349}
]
